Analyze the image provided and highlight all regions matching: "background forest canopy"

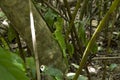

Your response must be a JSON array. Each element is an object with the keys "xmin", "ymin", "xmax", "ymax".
[{"xmin": 0, "ymin": 0, "xmax": 120, "ymax": 80}]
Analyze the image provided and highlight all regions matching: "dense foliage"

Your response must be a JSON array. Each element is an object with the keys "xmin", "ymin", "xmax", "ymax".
[{"xmin": 0, "ymin": 0, "xmax": 120, "ymax": 80}]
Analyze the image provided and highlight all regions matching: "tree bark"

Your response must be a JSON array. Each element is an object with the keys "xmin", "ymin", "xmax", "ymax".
[{"xmin": 0, "ymin": 0, "xmax": 66, "ymax": 72}]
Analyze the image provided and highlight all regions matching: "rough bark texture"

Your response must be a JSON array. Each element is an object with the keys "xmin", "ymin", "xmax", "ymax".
[{"xmin": 0, "ymin": 0, "xmax": 66, "ymax": 72}]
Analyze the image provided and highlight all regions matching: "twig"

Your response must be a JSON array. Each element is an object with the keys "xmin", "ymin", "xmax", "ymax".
[{"xmin": 93, "ymin": 56, "xmax": 120, "ymax": 60}]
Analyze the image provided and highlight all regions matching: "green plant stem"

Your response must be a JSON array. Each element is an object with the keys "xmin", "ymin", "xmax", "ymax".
[
  {"xmin": 63, "ymin": 0, "xmax": 72, "ymax": 19},
  {"xmin": 72, "ymin": 25, "xmax": 83, "ymax": 54},
  {"xmin": 64, "ymin": 0, "xmax": 84, "ymax": 55},
  {"xmin": 65, "ymin": 0, "xmax": 82, "ymax": 40},
  {"xmin": 102, "ymin": 11, "xmax": 117, "ymax": 80},
  {"xmin": 102, "ymin": 61, "xmax": 107, "ymax": 80},
  {"xmin": 73, "ymin": 0, "xmax": 120, "ymax": 80},
  {"xmin": 63, "ymin": 0, "xmax": 84, "ymax": 55},
  {"xmin": 79, "ymin": 0, "xmax": 88, "ymax": 20},
  {"xmin": 89, "ymin": 0, "xmax": 93, "ymax": 38}
]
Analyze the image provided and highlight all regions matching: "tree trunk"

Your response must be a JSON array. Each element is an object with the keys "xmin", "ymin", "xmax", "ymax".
[{"xmin": 0, "ymin": 0, "xmax": 66, "ymax": 72}]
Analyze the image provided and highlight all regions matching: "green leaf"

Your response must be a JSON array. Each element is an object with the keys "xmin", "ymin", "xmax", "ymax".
[
  {"xmin": 0, "ymin": 11, "xmax": 5, "ymax": 17},
  {"xmin": 67, "ymin": 43, "xmax": 74, "ymax": 57},
  {"xmin": 66, "ymin": 73, "xmax": 88, "ymax": 80},
  {"xmin": 26, "ymin": 57, "xmax": 36, "ymax": 79},
  {"xmin": 11, "ymin": 52, "xmax": 25, "ymax": 71},
  {"xmin": 109, "ymin": 63, "xmax": 117, "ymax": 71},
  {"xmin": 77, "ymin": 21, "xmax": 87, "ymax": 46},
  {"xmin": 43, "ymin": 66, "xmax": 63, "ymax": 80},
  {"xmin": 79, "ymin": 23, "xmax": 86, "ymax": 43},
  {"xmin": 78, "ymin": 75, "xmax": 88, "ymax": 80},
  {"xmin": 0, "ymin": 47, "xmax": 29, "ymax": 80},
  {"xmin": 44, "ymin": 8, "xmax": 57, "ymax": 27},
  {"xmin": 91, "ymin": 43, "xmax": 98, "ymax": 54},
  {"xmin": 53, "ymin": 17, "xmax": 68, "ymax": 64},
  {"xmin": 0, "ymin": 37, "xmax": 9, "ymax": 49},
  {"xmin": 76, "ymin": 17, "xmax": 90, "ymax": 46},
  {"xmin": 7, "ymin": 26, "xmax": 16, "ymax": 42}
]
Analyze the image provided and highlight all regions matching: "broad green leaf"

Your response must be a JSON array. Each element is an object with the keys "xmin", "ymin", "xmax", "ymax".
[
  {"xmin": 44, "ymin": 8, "xmax": 57, "ymax": 27},
  {"xmin": 12, "ymin": 52, "xmax": 25, "ymax": 71},
  {"xmin": 109, "ymin": 63, "xmax": 117, "ymax": 71},
  {"xmin": 26, "ymin": 57, "xmax": 36, "ymax": 79},
  {"xmin": 43, "ymin": 66, "xmax": 63, "ymax": 80},
  {"xmin": 0, "ymin": 47, "xmax": 29, "ymax": 80}
]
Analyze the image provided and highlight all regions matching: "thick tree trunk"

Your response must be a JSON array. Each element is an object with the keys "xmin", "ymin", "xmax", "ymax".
[{"xmin": 0, "ymin": 0, "xmax": 66, "ymax": 72}]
